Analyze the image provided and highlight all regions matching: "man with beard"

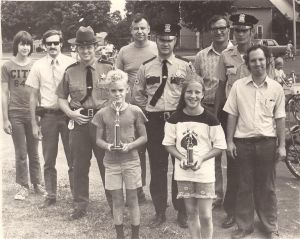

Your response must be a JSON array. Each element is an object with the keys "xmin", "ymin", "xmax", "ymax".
[{"xmin": 26, "ymin": 30, "xmax": 75, "ymax": 208}]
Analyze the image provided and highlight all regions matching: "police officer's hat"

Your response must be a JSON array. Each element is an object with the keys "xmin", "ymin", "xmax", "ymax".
[
  {"xmin": 153, "ymin": 23, "xmax": 181, "ymax": 40},
  {"xmin": 68, "ymin": 26, "xmax": 100, "ymax": 45},
  {"xmin": 230, "ymin": 13, "xmax": 258, "ymax": 29}
]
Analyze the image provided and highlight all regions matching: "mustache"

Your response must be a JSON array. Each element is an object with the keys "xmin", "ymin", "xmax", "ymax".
[{"xmin": 49, "ymin": 48, "xmax": 57, "ymax": 51}]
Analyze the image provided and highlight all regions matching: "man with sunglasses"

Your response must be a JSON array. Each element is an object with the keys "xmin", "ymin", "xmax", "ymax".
[
  {"xmin": 26, "ymin": 30, "xmax": 75, "ymax": 208},
  {"xmin": 194, "ymin": 15, "xmax": 233, "ymax": 210}
]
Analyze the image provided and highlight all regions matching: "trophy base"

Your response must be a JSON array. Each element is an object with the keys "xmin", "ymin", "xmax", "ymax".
[
  {"xmin": 186, "ymin": 162, "xmax": 195, "ymax": 169},
  {"xmin": 111, "ymin": 146, "xmax": 123, "ymax": 151}
]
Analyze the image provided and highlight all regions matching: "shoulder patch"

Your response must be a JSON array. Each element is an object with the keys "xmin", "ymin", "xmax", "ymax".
[
  {"xmin": 142, "ymin": 56, "xmax": 157, "ymax": 65},
  {"xmin": 98, "ymin": 59, "xmax": 113, "ymax": 66},
  {"xmin": 175, "ymin": 55, "xmax": 189, "ymax": 63},
  {"xmin": 65, "ymin": 61, "xmax": 79, "ymax": 71}
]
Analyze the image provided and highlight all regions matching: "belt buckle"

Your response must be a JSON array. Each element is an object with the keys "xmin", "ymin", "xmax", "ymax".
[
  {"xmin": 87, "ymin": 109, "xmax": 94, "ymax": 117},
  {"xmin": 163, "ymin": 112, "xmax": 170, "ymax": 121}
]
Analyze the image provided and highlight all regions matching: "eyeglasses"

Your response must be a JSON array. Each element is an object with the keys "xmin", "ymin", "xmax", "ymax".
[
  {"xmin": 45, "ymin": 41, "xmax": 60, "ymax": 46},
  {"xmin": 210, "ymin": 26, "xmax": 228, "ymax": 33}
]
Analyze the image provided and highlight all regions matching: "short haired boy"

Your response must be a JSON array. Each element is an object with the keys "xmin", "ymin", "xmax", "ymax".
[{"xmin": 92, "ymin": 69, "xmax": 147, "ymax": 239}]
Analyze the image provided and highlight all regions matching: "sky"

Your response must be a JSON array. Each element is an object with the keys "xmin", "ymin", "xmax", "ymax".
[{"xmin": 110, "ymin": 0, "xmax": 126, "ymax": 17}]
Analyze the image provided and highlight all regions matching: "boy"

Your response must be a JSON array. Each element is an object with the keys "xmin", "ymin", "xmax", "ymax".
[{"xmin": 92, "ymin": 69, "xmax": 147, "ymax": 239}]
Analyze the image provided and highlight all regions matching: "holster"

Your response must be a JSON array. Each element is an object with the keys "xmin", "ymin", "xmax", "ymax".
[{"xmin": 35, "ymin": 106, "xmax": 45, "ymax": 117}]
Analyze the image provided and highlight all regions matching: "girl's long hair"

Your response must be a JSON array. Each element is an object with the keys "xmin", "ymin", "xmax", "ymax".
[{"xmin": 176, "ymin": 76, "xmax": 205, "ymax": 112}]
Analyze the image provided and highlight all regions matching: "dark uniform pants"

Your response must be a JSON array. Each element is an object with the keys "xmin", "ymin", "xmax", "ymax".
[
  {"xmin": 40, "ymin": 113, "xmax": 73, "ymax": 199},
  {"xmin": 219, "ymin": 110, "xmax": 238, "ymax": 216},
  {"xmin": 234, "ymin": 138, "xmax": 278, "ymax": 232},
  {"xmin": 146, "ymin": 114, "xmax": 186, "ymax": 215},
  {"xmin": 69, "ymin": 121, "xmax": 112, "ymax": 210}
]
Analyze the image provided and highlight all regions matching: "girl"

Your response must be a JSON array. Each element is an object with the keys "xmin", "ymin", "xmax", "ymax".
[
  {"xmin": 1, "ymin": 31, "xmax": 44, "ymax": 200},
  {"xmin": 162, "ymin": 79, "xmax": 226, "ymax": 239}
]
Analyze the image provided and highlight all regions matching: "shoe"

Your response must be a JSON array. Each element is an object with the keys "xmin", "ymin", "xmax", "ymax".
[
  {"xmin": 33, "ymin": 184, "xmax": 46, "ymax": 195},
  {"xmin": 14, "ymin": 186, "xmax": 29, "ymax": 200},
  {"xmin": 222, "ymin": 215, "xmax": 235, "ymax": 228},
  {"xmin": 212, "ymin": 198, "xmax": 223, "ymax": 209},
  {"xmin": 177, "ymin": 211, "xmax": 188, "ymax": 228},
  {"xmin": 267, "ymin": 231, "xmax": 280, "ymax": 239},
  {"xmin": 231, "ymin": 229, "xmax": 254, "ymax": 239},
  {"xmin": 69, "ymin": 209, "xmax": 86, "ymax": 220},
  {"xmin": 149, "ymin": 213, "xmax": 166, "ymax": 228},
  {"xmin": 38, "ymin": 198, "xmax": 56, "ymax": 209}
]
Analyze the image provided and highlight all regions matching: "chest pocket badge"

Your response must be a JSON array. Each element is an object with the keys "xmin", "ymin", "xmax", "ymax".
[{"xmin": 146, "ymin": 76, "xmax": 160, "ymax": 85}]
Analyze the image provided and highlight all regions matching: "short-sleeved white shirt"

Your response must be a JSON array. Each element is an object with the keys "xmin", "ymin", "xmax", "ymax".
[
  {"xmin": 223, "ymin": 75, "xmax": 286, "ymax": 138},
  {"xmin": 26, "ymin": 53, "xmax": 75, "ymax": 109}
]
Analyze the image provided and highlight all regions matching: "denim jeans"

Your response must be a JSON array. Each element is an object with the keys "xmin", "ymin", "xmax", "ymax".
[
  {"xmin": 40, "ymin": 113, "xmax": 73, "ymax": 199},
  {"xmin": 235, "ymin": 138, "xmax": 278, "ymax": 232},
  {"xmin": 9, "ymin": 114, "xmax": 41, "ymax": 186}
]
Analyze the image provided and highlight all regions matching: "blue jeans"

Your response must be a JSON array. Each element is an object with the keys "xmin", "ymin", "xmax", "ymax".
[
  {"xmin": 235, "ymin": 137, "xmax": 278, "ymax": 232},
  {"xmin": 9, "ymin": 114, "xmax": 41, "ymax": 186},
  {"xmin": 40, "ymin": 113, "xmax": 73, "ymax": 199}
]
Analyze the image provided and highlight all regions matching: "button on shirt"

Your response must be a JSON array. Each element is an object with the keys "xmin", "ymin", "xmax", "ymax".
[
  {"xmin": 223, "ymin": 75, "xmax": 286, "ymax": 138},
  {"xmin": 56, "ymin": 60, "xmax": 113, "ymax": 109},
  {"xmin": 194, "ymin": 41, "xmax": 233, "ymax": 105},
  {"xmin": 26, "ymin": 54, "xmax": 75, "ymax": 109},
  {"xmin": 133, "ymin": 54, "xmax": 196, "ymax": 112}
]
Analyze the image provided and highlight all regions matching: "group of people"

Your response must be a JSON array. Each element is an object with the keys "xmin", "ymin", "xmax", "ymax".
[{"xmin": 2, "ymin": 11, "xmax": 287, "ymax": 239}]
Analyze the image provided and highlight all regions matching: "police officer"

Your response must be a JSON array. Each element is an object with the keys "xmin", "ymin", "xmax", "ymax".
[
  {"xmin": 214, "ymin": 13, "xmax": 274, "ymax": 229},
  {"xmin": 56, "ymin": 26, "xmax": 113, "ymax": 220},
  {"xmin": 133, "ymin": 23, "xmax": 197, "ymax": 228}
]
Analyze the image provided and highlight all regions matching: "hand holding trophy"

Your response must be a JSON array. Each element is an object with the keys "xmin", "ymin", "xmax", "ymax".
[{"xmin": 111, "ymin": 101, "xmax": 123, "ymax": 151}]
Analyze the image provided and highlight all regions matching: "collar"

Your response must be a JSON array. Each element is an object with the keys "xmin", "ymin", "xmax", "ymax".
[
  {"xmin": 80, "ymin": 59, "xmax": 97, "ymax": 70},
  {"xmin": 245, "ymin": 74, "xmax": 270, "ymax": 87},
  {"xmin": 208, "ymin": 41, "xmax": 234, "ymax": 56},
  {"xmin": 47, "ymin": 53, "xmax": 62, "ymax": 65},
  {"xmin": 158, "ymin": 53, "xmax": 175, "ymax": 65}
]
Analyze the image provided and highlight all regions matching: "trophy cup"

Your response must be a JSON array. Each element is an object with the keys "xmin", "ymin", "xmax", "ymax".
[
  {"xmin": 111, "ymin": 101, "xmax": 123, "ymax": 151},
  {"xmin": 186, "ymin": 130, "xmax": 194, "ymax": 168}
]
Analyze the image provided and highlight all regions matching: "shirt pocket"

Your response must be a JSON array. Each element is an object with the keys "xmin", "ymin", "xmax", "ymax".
[
  {"xmin": 94, "ymin": 83, "xmax": 110, "ymax": 100},
  {"xmin": 146, "ymin": 76, "xmax": 160, "ymax": 96},
  {"xmin": 260, "ymin": 98, "xmax": 276, "ymax": 117}
]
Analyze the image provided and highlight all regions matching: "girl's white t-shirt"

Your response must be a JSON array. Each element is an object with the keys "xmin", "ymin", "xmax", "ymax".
[{"xmin": 162, "ymin": 109, "xmax": 227, "ymax": 183}]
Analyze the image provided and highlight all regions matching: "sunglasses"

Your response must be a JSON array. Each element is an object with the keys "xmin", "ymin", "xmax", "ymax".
[
  {"xmin": 45, "ymin": 41, "xmax": 60, "ymax": 46},
  {"xmin": 234, "ymin": 28, "xmax": 250, "ymax": 33}
]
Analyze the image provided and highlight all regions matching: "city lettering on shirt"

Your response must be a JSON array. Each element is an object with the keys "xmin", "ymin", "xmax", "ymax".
[{"xmin": 10, "ymin": 69, "xmax": 30, "ymax": 87}]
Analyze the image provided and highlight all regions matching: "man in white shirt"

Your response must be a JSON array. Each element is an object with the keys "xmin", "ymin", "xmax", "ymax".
[{"xmin": 26, "ymin": 30, "xmax": 75, "ymax": 208}]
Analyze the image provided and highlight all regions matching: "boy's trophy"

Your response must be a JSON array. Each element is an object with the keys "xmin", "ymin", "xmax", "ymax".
[
  {"xmin": 186, "ymin": 130, "xmax": 194, "ymax": 168},
  {"xmin": 111, "ymin": 101, "xmax": 123, "ymax": 151}
]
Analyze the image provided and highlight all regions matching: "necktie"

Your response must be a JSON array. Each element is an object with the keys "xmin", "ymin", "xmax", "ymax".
[
  {"xmin": 150, "ymin": 59, "xmax": 168, "ymax": 106},
  {"xmin": 80, "ymin": 65, "xmax": 93, "ymax": 104},
  {"xmin": 51, "ymin": 59, "xmax": 60, "ymax": 87}
]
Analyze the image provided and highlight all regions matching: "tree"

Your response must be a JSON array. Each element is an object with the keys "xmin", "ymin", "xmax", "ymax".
[{"xmin": 1, "ymin": 1, "xmax": 112, "ymax": 44}]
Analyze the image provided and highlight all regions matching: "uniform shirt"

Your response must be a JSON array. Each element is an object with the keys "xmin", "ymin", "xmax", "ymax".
[
  {"xmin": 2, "ymin": 59, "xmax": 33, "ymax": 116},
  {"xmin": 26, "ymin": 54, "xmax": 75, "ymax": 109},
  {"xmin": 194, "ymin": 41, "xmax": 233, "ymax": 105},
  {"xmin": 217, "ymin": 45, "xmax": 275, "ymax": 98},
  {"xmin": 133, "ymin": 54, "xmax": 196, "ymax": 112},
  {"xmin": 92, "ymin": 104, "xmax": 148, "ymax": 163},
  {"xmin": 116, "ymin": 41, "xmax": 157, "ymax": 97},
  {"xmin": 56, "ymin": 59, "xmax": 113, "ymax": 109},
  {"xmin": 162, "ymin": 109, "xmax": 227, "ymax": 183},
  {"xmin": 223, "ymin": 75, "xmax": 286, "ymax": 138}
]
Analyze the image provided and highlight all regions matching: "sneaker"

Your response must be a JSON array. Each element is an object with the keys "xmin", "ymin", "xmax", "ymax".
[
  {"xmin": 33, "ymin": 184, "xmax": 46, "ymax": 195},
  {"xmin": 14, "ymin": 186, "xmax": 29, "ymax": 200}
]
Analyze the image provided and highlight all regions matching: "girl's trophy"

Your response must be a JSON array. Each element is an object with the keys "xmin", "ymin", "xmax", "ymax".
[
  {"xmin": 186, "ymin": 130, "xmax": 194, "ymax": 168},
  {"xmin": 111, "ymin": 101, "xmax": 123, "ymax": 151}
]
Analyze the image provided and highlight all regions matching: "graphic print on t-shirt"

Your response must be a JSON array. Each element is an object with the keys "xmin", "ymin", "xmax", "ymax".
[{"xmin": 181, "ymin": 129, "xmax": 198, "ymax": 150}]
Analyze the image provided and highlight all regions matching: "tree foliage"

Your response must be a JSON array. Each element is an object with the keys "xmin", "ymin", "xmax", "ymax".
[
  {"xmin": 124, "ymin": 1, "xmax": 233, "ymax": 32},
  {"xmin": 1, "ymin": 1, "xmax": 111, "ymax": 43}
]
